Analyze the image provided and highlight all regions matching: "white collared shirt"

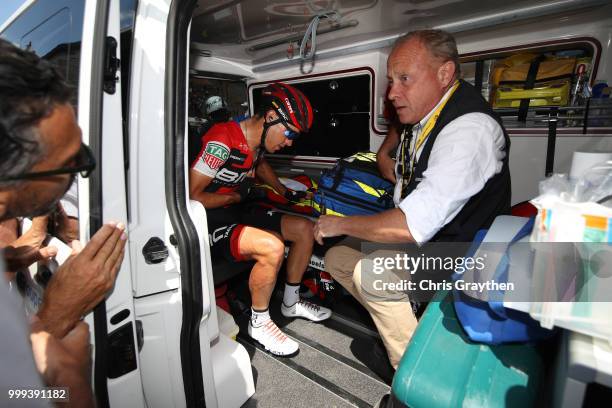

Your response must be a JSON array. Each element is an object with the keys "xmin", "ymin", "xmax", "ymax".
[{"xmin": 392, "ymin": 88, "xmax": 506, "ymax": 244}]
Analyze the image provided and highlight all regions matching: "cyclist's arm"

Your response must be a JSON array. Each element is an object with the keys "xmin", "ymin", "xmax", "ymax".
[
  {"xmin": 189, "ymin": 170, "xmax": 240, "ymax": 208},
  {"xmin": 255, "ymin": 158, "xmax": 287, "ymax": 195}
]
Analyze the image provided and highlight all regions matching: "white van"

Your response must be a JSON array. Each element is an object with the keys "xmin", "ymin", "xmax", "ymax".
[{"xmin": 2, "ymin": 0, "xmax": 612, "ymax": 407}]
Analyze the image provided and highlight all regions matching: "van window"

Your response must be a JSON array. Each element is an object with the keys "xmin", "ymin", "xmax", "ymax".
[
  {"xmin": 120, "ymin": 0, "xmax": 138, "ymax": 129},
  {"xmin": 1, "ymin": 0, "xmax": 86, "ymax": 108},
  {"xmin": 251, "ymin": 73, "xmax": 371, "ymax": 158},
  {"xmin": 459, "ymin": 40, "xmax": 611, "ymax": 130},
  {"xmin": 120, "ymin": 0, "xmax": 138, "ymax": 220}
]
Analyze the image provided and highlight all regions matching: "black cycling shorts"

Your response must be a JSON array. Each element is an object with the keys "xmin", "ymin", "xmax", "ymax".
[{"xmin": 206, "ymin": 204, "xmax": 283, "ymax": 262}]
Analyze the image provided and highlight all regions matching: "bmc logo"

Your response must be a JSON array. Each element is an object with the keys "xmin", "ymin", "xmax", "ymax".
[{"xmin": 216, "ymin": 168, "xmax": 247, "ymax": 183}]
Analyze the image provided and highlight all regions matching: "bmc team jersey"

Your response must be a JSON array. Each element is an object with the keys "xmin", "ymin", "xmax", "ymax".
[
  {"xmin": 191, "ymin": 121, "xmax": 256, "ymax": 194},
  {"xmin": 191, "ymin": 121, "xmax": 282, "ymax": 262}
]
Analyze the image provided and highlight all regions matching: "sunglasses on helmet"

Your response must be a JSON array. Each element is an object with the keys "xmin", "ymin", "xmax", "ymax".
[{"xmin": 266, "ymin": 118, "xmax": 301, "ymax": 140}]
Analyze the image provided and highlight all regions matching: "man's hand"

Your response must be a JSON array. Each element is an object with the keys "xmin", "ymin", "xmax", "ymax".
[
  {"xmin": 30, "ymin": 318, "xmax": 94, "ymax": 408},
  {"xmin": 237, "ymin": 178, "xmax": 255, "ymax": 202},
  {"xmin": 377, "ymin": 153, "xmax": 397, "ymax": 183},
  {"xmin": 314, "ymin": 215, "xmax": 344, "ymax": 245},
  {"xmin": 51, "ymin": 203, "xmax": 80, "ymax": 244},
  {"xmin": 37, "ymin": 222, "xmax": 127, "ymax": 338},
  {"xmin": 283, "ymin": 188, "xmax": 311, "ymax": 202},
  {"xmin": 228, "ymin": 192, "xmax": 242, "ymax": 205},
  {"xmin": 238, "ymin": 179, "xmax": 271, "ymax": 203},
  {"xmin": 3, "ymin": 216, "xmax": 57, "ymax": 272}
]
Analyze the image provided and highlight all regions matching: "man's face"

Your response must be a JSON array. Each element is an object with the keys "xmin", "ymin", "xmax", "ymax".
[
  {"xmin": 387, "ymin": 38, "xmax": 451, "ymax": 125},
  {"xmin": 264, "ymin": 111, "xmax": 297, "ymax": 153},
  {"xmin": 4, "ymin": 104, "xmax": 82, "ymax": 219}
]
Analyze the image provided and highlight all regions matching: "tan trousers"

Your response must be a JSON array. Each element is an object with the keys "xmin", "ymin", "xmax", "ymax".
[{"xmin": 325, "ymin": 237, "xmax": 418, "ymax": 368}]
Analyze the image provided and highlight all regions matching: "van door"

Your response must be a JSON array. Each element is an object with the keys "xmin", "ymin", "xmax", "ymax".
[
  {"xmin": 81, "ymin": 0, "xmax": 146, "ymax": 406},
  {"xmin": 0, "ymin": 0, "xmax": 146, "ymax": 406}
]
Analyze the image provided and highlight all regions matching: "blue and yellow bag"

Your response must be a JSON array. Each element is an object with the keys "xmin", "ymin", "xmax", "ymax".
[{"xmin": 313, "ymin": 152, "xmax": 394, "ymax": 216}]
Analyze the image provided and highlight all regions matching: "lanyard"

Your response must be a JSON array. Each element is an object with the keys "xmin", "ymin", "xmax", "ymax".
[{"xmin": 399, "ymin": 80, "xmax": 460, "ymax": 197}]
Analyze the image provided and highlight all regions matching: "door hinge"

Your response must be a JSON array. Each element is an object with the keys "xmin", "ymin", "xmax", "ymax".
[{"xmin": 104, "ymin": 36, "xmax": 120, "ymax": 94}]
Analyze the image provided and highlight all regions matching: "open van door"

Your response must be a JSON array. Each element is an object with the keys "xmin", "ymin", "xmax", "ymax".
[
  {"xmin": 2, "ymin": 0, "xmax": 253, "ymax": 405},
  {"xmin": 0, "ymin": 0, "xmax": 146, "ymax": 405},
  {"xmin": 113, "ymin": 0, "xmax": 253, "ymax": 406},
  {"xmin": 79, "ymin": 0, "xmax": 146, "ymax": 406}
]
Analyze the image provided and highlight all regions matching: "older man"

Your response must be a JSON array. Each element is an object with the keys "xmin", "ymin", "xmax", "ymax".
[
  {"xmin": 0, "ymin": 38, "xmax": 127, "ymax": 406},
  {"xmin": 315, "ymin": 29, "xmax": 510, "ymax": 369}
]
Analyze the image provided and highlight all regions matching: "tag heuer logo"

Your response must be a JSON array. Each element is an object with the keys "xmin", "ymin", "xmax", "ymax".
[
  {"xmin": 205, "ymin": 142, "xmax": 229, "ymax": 161},
  {"xmin": 204, "ymin": 142, "xmax": 229, "ymax": 170}
]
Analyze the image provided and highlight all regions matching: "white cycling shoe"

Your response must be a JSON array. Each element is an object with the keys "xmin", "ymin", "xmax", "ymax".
[
  {"xmin": 281, "ymin": 299, "xmax": 332, "ymax": 322},
  {"xmin": 248, "ymin": 319, "xmax": 299, "ymax": 356}
]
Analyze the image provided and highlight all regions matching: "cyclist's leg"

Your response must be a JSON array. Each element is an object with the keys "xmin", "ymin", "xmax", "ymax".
[
  {"xmin": 280, "ymin": 214, "xmax": 314, "ymax": 285},
  {"xmin": 234, "ymin": 226, "xmax": 284, "ymax": 310},
  {"xmin": 237, "ymin": 225, "xmax": 299, "ymax": 356},
  {"xmin": 280, "ymin": 214, "xmax": 331, "ymax": 321}
]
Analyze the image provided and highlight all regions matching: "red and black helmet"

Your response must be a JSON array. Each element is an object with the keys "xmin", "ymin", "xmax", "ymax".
[{"xmin": 260, "ymin": 82, "xmax": 313, "ymax": 133}]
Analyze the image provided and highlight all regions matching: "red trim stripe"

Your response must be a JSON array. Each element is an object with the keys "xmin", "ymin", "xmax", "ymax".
[{"xmin": 230, "ymin": 224, "xmax": 247, "ymax": 261}]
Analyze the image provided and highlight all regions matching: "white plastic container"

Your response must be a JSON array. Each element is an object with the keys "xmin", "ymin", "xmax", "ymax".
[
  {"xmin": 216, "ymin": 306, "xmax": 239, "ymax": 340},
  {"xmin": 527, "ymin": 302, "xmax": 612, "ymax": 345}
]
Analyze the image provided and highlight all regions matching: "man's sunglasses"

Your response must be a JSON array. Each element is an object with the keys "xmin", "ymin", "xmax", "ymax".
[
  {"xmin": 266, "ymin": 118, "xmax": 301, "ymax": 140},
  {"xmin": 0, "ymin": 143, "xmax": 96, "ymax": 182}
]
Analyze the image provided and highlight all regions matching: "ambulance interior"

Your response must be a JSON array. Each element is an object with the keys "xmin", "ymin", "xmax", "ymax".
[{"xmin": 185, "ymin": 0, "xmax": 612, "ymax": 406}]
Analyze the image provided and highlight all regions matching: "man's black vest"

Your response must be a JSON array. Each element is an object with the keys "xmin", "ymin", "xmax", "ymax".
[{"xmin": 403, "ymin": 80, "xmax": 511, "ymax": 242}]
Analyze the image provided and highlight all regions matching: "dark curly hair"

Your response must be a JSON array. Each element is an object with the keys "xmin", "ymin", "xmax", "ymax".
[{"xmin": 0, "ymin": 38, "xmax": 73, "ymax": 185}]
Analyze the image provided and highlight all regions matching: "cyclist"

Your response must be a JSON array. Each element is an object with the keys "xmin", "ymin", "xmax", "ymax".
[{"xmin": 190, "ymin": 82, "xmax": 331, "ymax": 356}]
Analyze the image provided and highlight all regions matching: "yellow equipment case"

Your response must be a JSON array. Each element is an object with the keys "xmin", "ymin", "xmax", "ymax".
[{"xmin": 490, "ymin": 53, "xmax": 577, "ymax": 108}]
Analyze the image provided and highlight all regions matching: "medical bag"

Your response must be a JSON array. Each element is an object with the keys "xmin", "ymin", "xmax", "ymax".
[{"xmin": 313, "ymin": 152, "xmax": 394, "ymax": 216}]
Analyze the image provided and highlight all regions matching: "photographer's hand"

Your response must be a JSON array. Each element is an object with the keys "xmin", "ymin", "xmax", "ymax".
[
  {"xmin": 37, "ymin": 222, "xmax": 126, "ymax": 338},
  {"xmin": 30, "ymin": 317, "xmax": 94, "ymax": 408},
  {"xmin": 3, "ymin": 216, "xmax": 57, "ymax": 273}
]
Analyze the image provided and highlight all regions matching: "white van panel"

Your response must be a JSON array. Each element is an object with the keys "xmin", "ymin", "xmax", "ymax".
[
  {"xmin": 103, "ymin": 0, "xmax": 147, "ymax": 404},
  {"xmin": 190, "ymin": 54, "xmax": 254, "ymax": 78},
  {"xmin": 128, "ymin": 0, "xmax": 180, "ymax": 297},
  {"xmin": 209, "ymin": 333, "xmax": 256, "ymax": 408},
  {"xmin": 134, "ymin": 291, "xmax": 186, "ymax": 408},
  {"xmin": 511, "ymin": 135, "xmax": 612, "ymax": 203},
  {"xmin": 134, "ymin": 289, "xmax": 254, "ymax": 408}
]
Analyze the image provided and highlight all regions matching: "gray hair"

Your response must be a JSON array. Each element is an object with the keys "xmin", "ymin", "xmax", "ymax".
[
  {"xmin": 0, "ymin": 127, "xmax": 45, "ymax": 188},
  {"xmin": 393, "ymin": 29, "xmax": 461, "ymax": 78},
  {"xmin": 0, "ymin": 38, "xmax": 72, "ymax": 187}
]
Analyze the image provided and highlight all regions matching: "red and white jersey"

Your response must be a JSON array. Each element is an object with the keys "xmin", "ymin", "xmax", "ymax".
[{"xmin": 191, "ymin": 121, "xmax": 256, "ymax": 195}]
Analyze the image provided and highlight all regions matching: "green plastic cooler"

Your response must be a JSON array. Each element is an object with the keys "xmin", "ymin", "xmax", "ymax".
[{"xmin": 390, "ymin": 290, "xmax": 545, "ymax": 408}]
